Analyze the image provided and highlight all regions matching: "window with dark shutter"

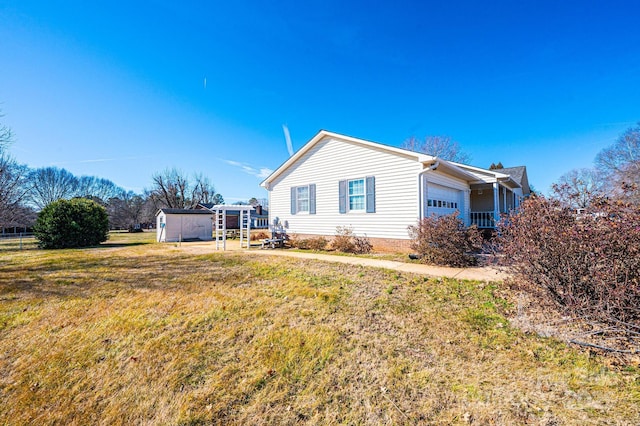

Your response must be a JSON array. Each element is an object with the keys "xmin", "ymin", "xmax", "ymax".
[
  {"xmin": 340, "ymin": 177, "xmax": 376, "ymax": 213},
  {"xmin": 291, "ymin": 184, "xmax": 315, "ymax": 214},
  {"xmin": 309, "ymin": 184, "xmax": 316, "ymax": 215},
  {"xmin": 338, "ymin": 180, "xmax": 347, "ymax": 214},
  {"xmin": 290, "ymin": 187, "xmax": 297, "ymax": 215},
  {"xmin": 366, "ymin": 176, "xmax": 376, "ymax": 213}
]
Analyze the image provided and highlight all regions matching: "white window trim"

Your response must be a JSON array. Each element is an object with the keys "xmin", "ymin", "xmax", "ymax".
[
  {"xmin": 296, "ymin": 185, "xmax": 310, "ymax": 213},
  {"xmin": 347, "ymin": 178, "xmax": 366, "ymax": 212}
]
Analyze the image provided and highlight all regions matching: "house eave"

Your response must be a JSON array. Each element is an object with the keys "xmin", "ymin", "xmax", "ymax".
[{"xmin": 424, "ymin": 160, "xmax": 484, "ymax": 182}]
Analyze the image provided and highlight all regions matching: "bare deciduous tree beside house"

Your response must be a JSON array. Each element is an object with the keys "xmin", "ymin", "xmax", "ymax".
[
  {"xmin": 595, "ymin": 122, "xmax": 640, "ymax": 204},
  {"xmin": 551, "ymin": 168, "xmax": 605, "ymax": 209},
  {"xmin": 402, "ymin": 135, "xmax": 471, "ymax": 163}
]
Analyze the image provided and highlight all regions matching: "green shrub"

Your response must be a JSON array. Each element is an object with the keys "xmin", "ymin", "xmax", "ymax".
[
  {"xmin": 34, "ymin": 198, "xmax": 109, "ymax": 249},
  {"xmin": 407, "ymin": 213, "xmax": 483, "ymax": 267}
]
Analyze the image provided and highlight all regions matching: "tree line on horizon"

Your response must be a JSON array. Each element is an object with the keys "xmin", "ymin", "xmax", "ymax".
[{"xmin": 0, "ymin": 111, "xmax": 273, "ymax": 233}]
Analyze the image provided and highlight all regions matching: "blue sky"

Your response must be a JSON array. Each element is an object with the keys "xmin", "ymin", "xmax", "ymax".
[{"xmin": 1, "ymin": 1, "xmax": 639, "ymax": 201}]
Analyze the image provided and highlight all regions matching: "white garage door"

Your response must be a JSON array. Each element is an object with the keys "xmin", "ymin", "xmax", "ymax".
[{"xmin": 426, "ymin": 183, "xmax": 463, "ymax": 217}]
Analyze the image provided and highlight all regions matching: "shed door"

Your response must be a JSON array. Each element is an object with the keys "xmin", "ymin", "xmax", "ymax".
[{"xmin": 425, "ymin": 183, "xmax": 463, "ymax": 218}]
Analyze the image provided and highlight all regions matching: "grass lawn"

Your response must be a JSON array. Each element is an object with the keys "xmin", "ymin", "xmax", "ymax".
[{"xmin": 0, "ymin": 232, "xmax": 638, "ymax": 425}]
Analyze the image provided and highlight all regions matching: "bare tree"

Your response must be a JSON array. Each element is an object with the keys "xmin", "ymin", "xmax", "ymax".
[
  {"xmin": 76, "ymin": 176, "xmax": 122, "ymax": 205},
  {"xmin": 0, "ymin": 111, "xmax": 35, "ymax": 230},
  {"xmin": 551, "ymin": 168, "xmax": 605, "ymax": 209},
  {"xmin": 0, "ymin": 109, "xmax": 13, "ymax": 154},
  {"xmin": 595, "ymin": 123, "xmax": 640, "ymax": 203},
  {"xmin": 402, "ymin": 135, "xmax": 471, "ymax": 163},
  {"xmin": 27, "ymin": 167, "xmax": 79, "ymax": 209},
  {"xmin": 596, "ymin": 123, "xmax": 640, "ymax": 173},
  {"xmin": 107, "ymin": 191, "xmax": 150, "ymax": 230},
  {"xmin": 248, "ymin": 197, "xmax": 267, "ymax": 208},
  {"xmin": 211, "ymin": 193, "xmax": 224, "ymax": 205},
  {"xmin": 149, "ymin": 168, "xmax": 189, "ymax": 209},
  {"xmin": 149, "ymin": 168, "xmax": 222, "ymax": 209},
  {"xmin": 0, "ymin": 153, "xmax": 31, "ymax": 229},
  {"xmin": 191, "ymin": 173, "xmax": 218, "ymax": 205}
]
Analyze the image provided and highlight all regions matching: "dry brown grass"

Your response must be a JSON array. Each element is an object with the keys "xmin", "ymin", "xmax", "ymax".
[{"xmin": 0, "ymin": 232, "xmax": 639, "ymax": 425}]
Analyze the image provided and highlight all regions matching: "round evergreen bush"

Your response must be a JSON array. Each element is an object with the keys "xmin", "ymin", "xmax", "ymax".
[{"xmin": 34, "ymin": 198, "xmax": 109, "ymax": 249}]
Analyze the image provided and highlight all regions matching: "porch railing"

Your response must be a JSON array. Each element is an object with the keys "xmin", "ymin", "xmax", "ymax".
[{"xmin": 470, "ymin": 211, "xmax": 496, "ymax": 228}]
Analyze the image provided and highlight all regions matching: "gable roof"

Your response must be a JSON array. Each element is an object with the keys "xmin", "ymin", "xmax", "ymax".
[
  {"xmin": 259, "ymin": 130, "xmax": 527, "ymax": 191},
  {"xmin": 498, "ymin": 166, "xmax": 530, "ymax": 194},
  {"xmin": 261, "ymin": 130, "xmax": 487, "ymax": 188},
  {"xmin": 448, "ymin": 161, "xmax": 521, "ymax": 189}
]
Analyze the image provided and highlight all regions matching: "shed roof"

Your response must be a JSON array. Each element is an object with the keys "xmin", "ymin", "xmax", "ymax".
[
  {"xmin": 156, "ymin": 208, "xmax": 213, "ymax": 216},
  {"xmin": 198, "ymin": 204, "xmax": 254, "ymax": 212}
]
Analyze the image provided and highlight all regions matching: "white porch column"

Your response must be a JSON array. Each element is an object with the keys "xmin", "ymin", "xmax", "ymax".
[
  {"xmin": 464, "ymin": 189, "xmax": 471, "ymax": 227},
  {"xmin": 493, "ymin": 182, "xmax": 500, "ymax": 224},
  {"xmin": 503, "ymin": 186, "xmax": 507, "ymax": 212}
]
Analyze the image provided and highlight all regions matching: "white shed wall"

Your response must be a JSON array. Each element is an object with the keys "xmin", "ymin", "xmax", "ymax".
[
  {"xmin": 268, "ymin": 136, "xmax": 423, "ymax": 240},
  {"xmin": 156, "ymin": 212, "xmax": 212, "ymax": 242}
]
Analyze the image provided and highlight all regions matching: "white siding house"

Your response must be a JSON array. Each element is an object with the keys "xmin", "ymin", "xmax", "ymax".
[
  {"xmin": 260, "ymin": 130, "xmax": 528, "ymax": 245},
  {"xmin": 156, "ymin": 209, "xmax": 213, "ymax": 242}
]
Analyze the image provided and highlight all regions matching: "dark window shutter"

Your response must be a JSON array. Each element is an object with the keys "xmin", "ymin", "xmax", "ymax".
[
  {"xmin": 290, "ymin": 186, "xmax": 297, "ymax": 215},
  {"xmin": 366, "ymin": 176, "xmax": 376, "ymax": 213},
  {"xmin": 338, "ymin": 180, "xmax": 347, "ymax": 214},
  {"xmin": 309, "ymin": 184, "xmax": 316, "ymax": 214}
]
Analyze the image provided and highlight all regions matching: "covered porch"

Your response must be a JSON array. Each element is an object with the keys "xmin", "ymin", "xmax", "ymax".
[{"xmin": 469, "ymin": 181, "xmax": 523, "ymax": 228}]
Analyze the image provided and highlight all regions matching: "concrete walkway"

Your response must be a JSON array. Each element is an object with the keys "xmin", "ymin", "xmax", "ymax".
[
  {"xmin": 244, "ymin": 249, "xmax": 508, "ymax": 281},
  {"xmin": 172, "ymin": 240, "xmax": 507, "ymax": 281}
]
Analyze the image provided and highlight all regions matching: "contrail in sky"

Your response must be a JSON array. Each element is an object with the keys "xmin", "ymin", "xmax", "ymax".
[
  {"xmin": 282, "ymin": 124, "xmax": 294, "ymax": 156},
  {"xmin": 52, "ymin": 156, "xmax": 152, "ymax": 166}
]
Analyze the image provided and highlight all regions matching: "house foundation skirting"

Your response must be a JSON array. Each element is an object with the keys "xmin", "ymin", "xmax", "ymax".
[{"xmin": 291, "ymin": 233, "xmax": 413, "ymax": 254}]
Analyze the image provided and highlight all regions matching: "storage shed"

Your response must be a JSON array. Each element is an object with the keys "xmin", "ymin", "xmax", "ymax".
[{"xmin": 156, "ymin": 209, "xmax": 213, "ymax": 242}]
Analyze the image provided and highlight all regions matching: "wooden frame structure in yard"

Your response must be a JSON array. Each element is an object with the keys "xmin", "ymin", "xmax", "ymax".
[{"xmin": 208, "ymin": 204, "xmax": 254, "ymax": 250}]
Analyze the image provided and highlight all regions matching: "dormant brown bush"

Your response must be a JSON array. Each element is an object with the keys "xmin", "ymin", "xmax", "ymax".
[
  {"xmin": 498, "ymin": 194, "xmax": 640, "ymax": 327},
  {"xmin": 290, "ymin": 235, "xmax": 328, "ymax": 250},
  {"xmin": 331, "ymin": 226, "xmax": 372, "ymax": 254},
  {"xmin": 250, "ymin": 231, "xmax": 270, "ymax": 241},
  {"xmin": 408, "ymin": 213, "xmax": 483, "ymax": 267}
]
